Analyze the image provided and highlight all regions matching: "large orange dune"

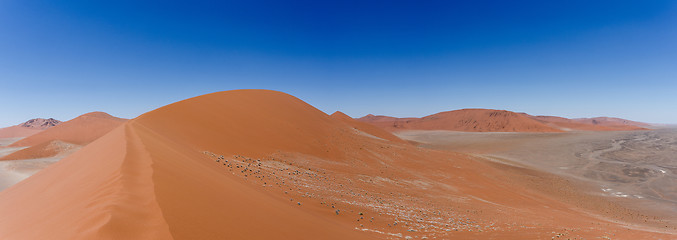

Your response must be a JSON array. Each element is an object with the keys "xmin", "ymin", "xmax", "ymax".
[
  {"xmin": 358, "ymin": 109, "xmax": 564, "ymax": 132},
  {"xmin": 0, "ymin": 90, "xmax": 672, "ymax": 239}
]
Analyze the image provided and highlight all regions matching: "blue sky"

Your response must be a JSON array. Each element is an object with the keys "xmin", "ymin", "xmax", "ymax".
[{"xmin": 1, "ymin": 0, "xmax": 676, "ymax": 127}]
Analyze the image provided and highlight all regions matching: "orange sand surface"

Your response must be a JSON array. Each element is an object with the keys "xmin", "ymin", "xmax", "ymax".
[{"xmin": 0, "ymin": 90, "xmax": 672, "ymax": 239}]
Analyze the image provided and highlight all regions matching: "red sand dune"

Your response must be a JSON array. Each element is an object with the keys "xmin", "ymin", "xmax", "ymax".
[
  {"xmin": 0, "ymin": 90, "xmax": 671, "ymax": 239},
  {"xmin": 10, "ymin": 112, "xmax": 127, "ymax": 147},
  {"xmin": 358, "ymin": 109, "xmax": 563, "ymax": 132},
  {"xmin": 526, "ymin": 115, "xmax": 649, "ymax": 131}
]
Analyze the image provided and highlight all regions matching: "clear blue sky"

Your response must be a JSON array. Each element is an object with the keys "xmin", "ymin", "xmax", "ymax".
[{"xmin": 1, "ymin": 0, "xmax": 676, "ymax": 127}]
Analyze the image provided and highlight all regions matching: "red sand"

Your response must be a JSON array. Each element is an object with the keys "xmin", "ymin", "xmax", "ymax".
[
  {"xmin": 358, "ymin": 109, "xmax": 564, "ymax": 132},
  {"xmin": 0, "ymin": 90, "xmax": 672, "ymax": 239},
  {"xmin": 10, "ymin": 112, "xmax": 127, "ymax": 147}
]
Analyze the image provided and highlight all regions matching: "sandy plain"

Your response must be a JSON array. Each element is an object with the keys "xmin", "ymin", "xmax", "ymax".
[{"xmin": 397, "ymin": 128, "xmax": 677, "ymax": 227}]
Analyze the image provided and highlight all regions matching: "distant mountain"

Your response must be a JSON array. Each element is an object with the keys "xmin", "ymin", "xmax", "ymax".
[
  {"xmin": 18, "ymin": 118, "xmax": 61, "ymax": 129},
  {"xmin": 0, "ymin": 118, "xmax": 61, "ymax": 138},
  {"xmin": 357, "ymin": 109, "xmax": 563, "ymax": 132}
]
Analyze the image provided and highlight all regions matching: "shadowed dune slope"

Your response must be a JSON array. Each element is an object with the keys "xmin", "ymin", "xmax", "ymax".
[
  {"xmin": 10, "ymin": 112, "xmax": 127, "ymax": 147},
  {"xmin": 358, "ymin": 109, "xmax": 563, "ymax": 132},
  {"xmin": 330, "ymin": 111, "xmax": 407, "ymax": 144}
]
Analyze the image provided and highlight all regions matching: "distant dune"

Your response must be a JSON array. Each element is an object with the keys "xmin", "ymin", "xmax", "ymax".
[
  {"xmin": 0, "ymin": 140, "xmax": 79, "ymax": 160},
  {"xmin": 358, "ymin": 109, "xmax": 649, "ymax": 132},
  {"xmin": 0, "ymin": 126, "xmax": 43, "ymax": 139},
  {"xmin": 10, "ymin": 112, "xmax": 126, "ymax": 147},
  {"xmin": 330, "ymin": 111, "xmax": 407, "ymax": 144},
  {"xmin": 0, "ymin": 90, "xmax": 670, "ymax": 239},
  {"xmin": 2, "ymin": 112, "xmax": 126, "ymax": 160},
  {"xmin": 526, "ymin": 115, "xmax": 649, "ymax": 131},
  {"xmin": 0, "ymin": 118, "xmax": 61, "ymax": 138},
  {"xmin": 358, "ymin": 109, "xmax": 563, "ymax": 132}
]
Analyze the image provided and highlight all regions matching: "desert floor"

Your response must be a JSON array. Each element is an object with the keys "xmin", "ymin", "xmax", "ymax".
[{"xmin": 397, "ymin": 128, "xmax": 677, "ymax": 227}]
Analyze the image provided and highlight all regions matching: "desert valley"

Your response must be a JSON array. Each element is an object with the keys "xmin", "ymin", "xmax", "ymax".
[{"xmin": 0, "ymin": 90, "xmax": 674, "ymax": 239}]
